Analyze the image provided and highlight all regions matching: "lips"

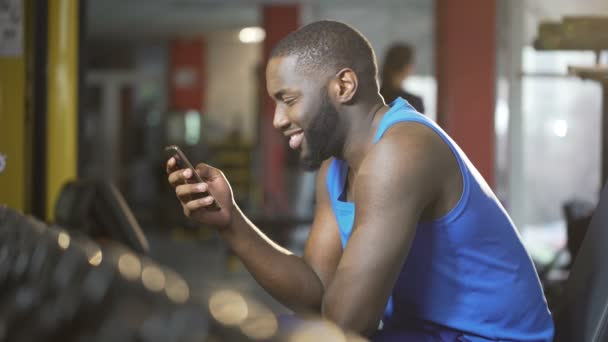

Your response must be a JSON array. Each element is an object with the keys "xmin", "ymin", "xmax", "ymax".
[{"xmin": 288, "ymin": 131, "xmax": 304, "ymax": 149}]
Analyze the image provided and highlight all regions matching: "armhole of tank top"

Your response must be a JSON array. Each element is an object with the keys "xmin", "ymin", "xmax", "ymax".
[{"xmin": 375, "ymin": 117, "xmax": 471, "ymax": 225}]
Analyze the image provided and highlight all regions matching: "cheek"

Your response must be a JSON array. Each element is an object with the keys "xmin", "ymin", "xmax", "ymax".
[
  {"xmin": 286, "ymin": 105, "xmax": 305, "ymax": 125},
  {"xmin": 293, "ymin": 101, "xmax": 321, "ymax": 126}
]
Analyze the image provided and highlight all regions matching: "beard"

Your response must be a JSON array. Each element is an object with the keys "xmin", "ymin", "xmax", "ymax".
[{"xmin": 299, "ymin": 91, "xmax": 342, "ymax": 171}]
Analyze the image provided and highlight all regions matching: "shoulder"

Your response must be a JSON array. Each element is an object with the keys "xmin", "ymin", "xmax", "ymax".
[
  {"xmin": 352, "ymin": 123, "xmax": 446, "ymax": 223},
  {"xmin": 357, "ymin": 122, "xmax": 451, "ymax": 200},
  {"xmin": 370, "ymin": 121, "xmax": 443, "ymax": 168}
]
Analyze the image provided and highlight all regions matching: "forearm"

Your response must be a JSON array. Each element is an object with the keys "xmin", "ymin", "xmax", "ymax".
[{"xmin": 219, "ymin": 205, "xmax": 324, "ymax": 313}]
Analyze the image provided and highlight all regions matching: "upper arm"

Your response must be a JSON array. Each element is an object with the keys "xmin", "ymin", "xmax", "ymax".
[
  {"xmin": 322, "ymin": 124, "xmax": 444, "ymax": 335},
  {"xmin": 303, "ymin": 159, "xmax": 343, "ymax": 293}
]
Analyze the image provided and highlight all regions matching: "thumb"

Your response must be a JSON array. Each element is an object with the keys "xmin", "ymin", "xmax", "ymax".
[{"xmin": 195, "ymin": 163, "xmax": 222, "ymax": 181}]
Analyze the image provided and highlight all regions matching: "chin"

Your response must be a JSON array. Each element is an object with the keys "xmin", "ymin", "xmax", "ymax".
[
  {"xmin": 299, "ymin": 150, "xmax": 329, "ymax": 171},
  {"xmin": 297, "ymin": 137, "xmax": 335, "ymax": 171}
]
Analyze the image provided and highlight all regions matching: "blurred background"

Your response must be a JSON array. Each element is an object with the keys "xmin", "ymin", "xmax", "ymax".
[{"xmin": 0, "ymin": 0, "xmax": 608, "ymax": 340}]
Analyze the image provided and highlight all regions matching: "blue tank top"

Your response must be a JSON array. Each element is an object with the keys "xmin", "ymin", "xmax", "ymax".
[{"xmin": 326, "ymin": 98, "xmax": 554, "ymax": 341}]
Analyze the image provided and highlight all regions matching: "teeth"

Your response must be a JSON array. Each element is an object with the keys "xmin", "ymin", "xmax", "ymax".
[{"xmin": 289, "ymin": 132, "xmax": 304, "ymax": 149}]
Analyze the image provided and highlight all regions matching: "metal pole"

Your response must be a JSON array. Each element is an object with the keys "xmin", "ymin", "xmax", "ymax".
[{"xmin": 46, "ymin": 0, "xmax": 79, "ymax": 220}]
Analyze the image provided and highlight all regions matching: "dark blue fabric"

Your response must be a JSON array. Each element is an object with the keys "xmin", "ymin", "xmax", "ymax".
[{"xmin": 325, "ymin": 98, "xmax": 554, "ymax": 341}]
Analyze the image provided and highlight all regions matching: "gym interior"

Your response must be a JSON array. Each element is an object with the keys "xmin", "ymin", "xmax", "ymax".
[{"xmin": 0, "ymin": 0, "xmax": 607, "ymax": 341}]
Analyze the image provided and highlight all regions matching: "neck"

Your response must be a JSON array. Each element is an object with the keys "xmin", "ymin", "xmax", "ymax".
[{"xmin": 340, "ymin": 96, "xmax": 389, "ymax": 173}]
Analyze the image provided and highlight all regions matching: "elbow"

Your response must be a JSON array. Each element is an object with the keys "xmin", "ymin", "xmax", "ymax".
[{"xmin": 321, "ymin": 296, "xmax": 380, "ymax": 337}]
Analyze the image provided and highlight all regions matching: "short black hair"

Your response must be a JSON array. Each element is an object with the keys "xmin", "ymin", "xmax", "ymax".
[{"xmin": 270, "ymin": 20, "xmax": 379, "ymax": 92}]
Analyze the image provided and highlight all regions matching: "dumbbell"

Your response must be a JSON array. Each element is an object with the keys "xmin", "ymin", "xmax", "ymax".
[{"xmin": 0, "ymin": 209, "xmax": 216, "ymax": 342}]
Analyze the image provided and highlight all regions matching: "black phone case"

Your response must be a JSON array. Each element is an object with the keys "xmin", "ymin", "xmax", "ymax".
[{"xmin": 165, "ymin": 145, "xmax": 221, "ymax": 211}]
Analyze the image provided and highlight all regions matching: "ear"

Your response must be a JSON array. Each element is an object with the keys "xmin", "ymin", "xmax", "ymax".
[{"xmin": 330, "ymin": 68, "xmax": 358, "ymax": 104}]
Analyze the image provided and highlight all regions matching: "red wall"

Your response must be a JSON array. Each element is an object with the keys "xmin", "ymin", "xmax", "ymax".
[
  {"xmin": 436, "ymin": 0, "xmax": 496, "ymax": 187},
  {"xmin": 169, "ymin": 39, "xmax": 206, "ymax": 112}
]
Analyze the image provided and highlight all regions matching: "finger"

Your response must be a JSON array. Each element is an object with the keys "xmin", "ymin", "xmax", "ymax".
[
  {"xmin": 168, "ymin": 169, "xmax": 184, "ymax": 187},
  {"xmin": 185, "ymin": 196, "xmax": 216, "ymax": 211},
  {"xmin": 168, "ymin": 168, "xmax": 193, "ymax": 187},
  {"xmin": 175, "ymin": 182, "xmax": 208, "ymax": 202},
  {"xmin": 166, "ymin": 157, "xmax": 176, "ymax": 174}
]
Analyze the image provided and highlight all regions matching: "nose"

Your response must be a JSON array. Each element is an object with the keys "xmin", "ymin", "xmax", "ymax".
[{"xmin": 273, "ymin": 106, "xmax": 290, "ymax": 131}]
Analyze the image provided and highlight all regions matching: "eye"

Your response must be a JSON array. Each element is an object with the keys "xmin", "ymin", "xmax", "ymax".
[{"xmin": 283, "ymin": 97, "xmax": 297, "ymax": 106}]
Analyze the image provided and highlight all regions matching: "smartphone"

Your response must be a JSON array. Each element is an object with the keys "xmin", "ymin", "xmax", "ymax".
[{"xmin": 165, "ymin": 145, "xmax": 221, "ymax": 211}]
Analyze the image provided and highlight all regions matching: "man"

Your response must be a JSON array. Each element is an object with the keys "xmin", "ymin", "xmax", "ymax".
[
  {"xmin": 167, "ymin": 21, "xmax": 554, "ymax": 341},
  {"xmin": 380, "ymin": 43, "xmax": 425, "ymax": 114}
]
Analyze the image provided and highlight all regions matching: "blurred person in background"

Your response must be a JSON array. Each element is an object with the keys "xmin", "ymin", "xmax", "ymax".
[
  {"xmin": 167, "ymin": 20, "xmax": 553, "ymax": 341},
  {"xmin": 380, "ymin": 43, "xmax": 425, "ymax": 114}
]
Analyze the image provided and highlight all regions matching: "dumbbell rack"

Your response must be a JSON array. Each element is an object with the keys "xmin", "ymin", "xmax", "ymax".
[
  {"xmin": 0, "ymin": 206, "xmax": 368, "ymax": 341},
  {"xmin": 0, "ymin": 206, "xmax": 211, "ymax": 341}
]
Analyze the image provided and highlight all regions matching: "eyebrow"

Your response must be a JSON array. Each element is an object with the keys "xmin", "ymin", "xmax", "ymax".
[
  {"xmin": 274, "ymin": 89, "xmax": 299, "ymax": 101},
  {"xmin": 272, "ymin": 90, "xmax": 286, "ymax": 100}
]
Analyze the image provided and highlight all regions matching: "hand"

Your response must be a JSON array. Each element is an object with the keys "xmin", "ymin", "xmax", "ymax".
[{"xmin": 167, "ymin": 157, "xmax": 234, "ymax": 228}]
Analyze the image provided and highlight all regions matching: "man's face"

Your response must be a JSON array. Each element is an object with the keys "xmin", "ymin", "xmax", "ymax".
[{"xmin": 266, "ymin": 56, "xmax": 342, "ymax": 170}]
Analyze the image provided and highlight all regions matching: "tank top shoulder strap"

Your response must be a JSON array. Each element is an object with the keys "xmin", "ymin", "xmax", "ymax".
[{"xmin": 374, "ymin": 98, "xmax": 432, "ymax": 143}]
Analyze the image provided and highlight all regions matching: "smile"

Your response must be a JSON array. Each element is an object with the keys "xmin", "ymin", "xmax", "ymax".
[{"xmin": 287, "ymin": 131, "xmax": 304, "ymax": 149}]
